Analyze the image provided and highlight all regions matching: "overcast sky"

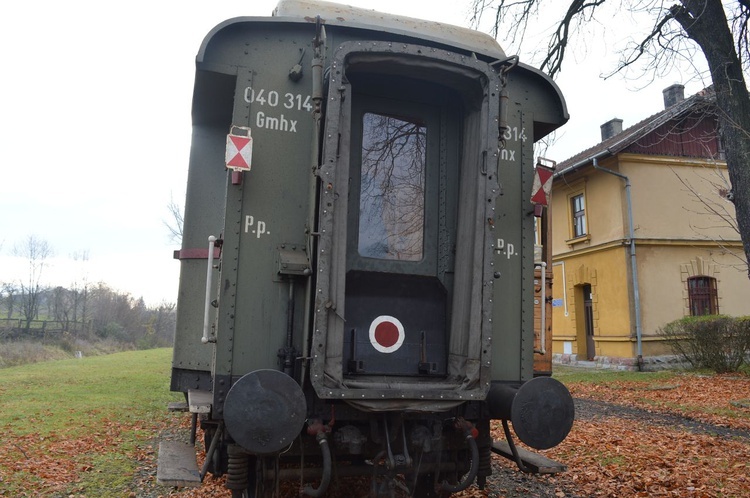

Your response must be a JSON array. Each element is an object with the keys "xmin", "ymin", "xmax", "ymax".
[{"xmin": 0, "ymin": 0, "xmax": 708, "ymax": 306}]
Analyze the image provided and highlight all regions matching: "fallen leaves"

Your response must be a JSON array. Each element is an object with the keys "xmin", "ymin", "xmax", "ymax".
[
  {"xmin": 567, "ymin": 373, "xmax": 750, "ymax": 431},
  {"xmin": 536, "ymin": 372, "xmax": 750, "ymax": 497},
  {"xmin": 547, "ymin": 417, "xmax": 749, "ymax": 496},
  {"xmin": 2, "ymin": 372, "xmax": 749, "ymax": 497},
  {"xmin": 0, "ymin": 416, "xmax": 162, "ymax": 496}
]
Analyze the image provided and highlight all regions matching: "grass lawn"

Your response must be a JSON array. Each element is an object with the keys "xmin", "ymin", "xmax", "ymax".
[{"xmin": 0, "ymin": 348, "xmax": 183, "ymax": 497}]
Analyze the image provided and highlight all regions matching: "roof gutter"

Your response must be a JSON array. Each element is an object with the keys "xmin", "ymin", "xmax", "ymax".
[
  {"xmin": 554, "ymin": 150, "xmax": 609, "ymax": 178},
  {"xmin": 592, "ymin": 157, "xmax": 644, "ymax": 370}
]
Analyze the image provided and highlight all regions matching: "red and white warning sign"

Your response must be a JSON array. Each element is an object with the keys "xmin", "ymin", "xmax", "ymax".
[
  {"xmin": 368, "ymin": 315, "xmax": 405, "ymax": 354},
  {"xmin": 225, "ymin": 126, "xmax": 253, "ymax": 171},
  {"xmin": 530, "ymin": 163, "xmax": 555, "ymax": 206}
]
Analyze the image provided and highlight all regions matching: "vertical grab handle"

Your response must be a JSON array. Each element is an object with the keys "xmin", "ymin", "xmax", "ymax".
[
  {"xmin": 533, "ymin": 262, "xmax": 547, "ymax": 355},
  {"xmin": 537, "ymin": 262, "xmax": 547, "ymax": 355},
  {"xmin": 202, "ymin": 235, "xmax": 217, "ymax": 344}
]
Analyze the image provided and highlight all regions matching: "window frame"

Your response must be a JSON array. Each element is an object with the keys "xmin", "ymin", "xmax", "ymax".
[
  {"xmin": 687, "ymin": 276, "xmax": 719, "ymax": 316},
  {"xmin": 571, "ymin": 193, "xmax": 586, "ymax": 238},
  {"xmin": 346, "ymin": 94, "xmax": 444, "ymax": 276},
  {"xmin": 565, "ymin": 183, "xmax": 590, "ymax": 245}
]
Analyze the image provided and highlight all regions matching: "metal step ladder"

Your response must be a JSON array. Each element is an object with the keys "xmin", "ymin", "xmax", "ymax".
[{"xmin": 156, "ymin": 390, "xmax": 212, "ymax": 487}]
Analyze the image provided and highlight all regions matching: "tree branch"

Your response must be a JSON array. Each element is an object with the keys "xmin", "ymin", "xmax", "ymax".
[
  {"xmin": 608, "ymin": 9, "xmax": 676, "ymax": 77},
  {"xmin": 541, "ymin": 0, "xmax": 608, "ymax": 77}
]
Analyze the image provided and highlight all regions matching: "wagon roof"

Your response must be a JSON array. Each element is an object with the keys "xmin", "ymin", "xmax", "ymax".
[
  {"xmin": 195, "ymin": 0, "xmax": 504, "ymax": 62},
  {"xmin": 196, "ymin": 1, "xmax": 567, "ymax": 141},
  {"xmin": 273, "ymin": 0, "xmax": 506, "ymax": 59}
]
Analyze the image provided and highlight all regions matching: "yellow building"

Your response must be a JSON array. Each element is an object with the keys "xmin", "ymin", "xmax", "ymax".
[{"xmin": 550, "ymin": 85, "xmax": 749, "ymax": 370}]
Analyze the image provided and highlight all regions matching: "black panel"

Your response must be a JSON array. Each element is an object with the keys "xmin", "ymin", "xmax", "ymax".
[
  {"xmin": 343, "ymin": 270, "xmax": 447, "ymax": 376},
  {"xmin": 170, "ymin": 367, "xmax": 212, "ymax": 393},
  {"xmin": 192, "ymin": 70, "xmax": 235, "ymax": 126}
]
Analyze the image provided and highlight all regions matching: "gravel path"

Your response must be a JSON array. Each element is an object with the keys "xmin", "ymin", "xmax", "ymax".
[{"xmin": 573, "ymin": 398, "xmax": 750, "ymax": 442}]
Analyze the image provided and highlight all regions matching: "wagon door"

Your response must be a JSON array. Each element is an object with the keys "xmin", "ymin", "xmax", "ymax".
[
  {"xmin": 311, "ymin": 42, "xmax": 500, "ymax": 405},
  {"xmin": 342, "ymin": 89, "xmax": 457, "ymax": 377}
]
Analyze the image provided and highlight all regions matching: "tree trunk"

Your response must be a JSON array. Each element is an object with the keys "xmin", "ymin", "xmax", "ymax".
[{"xmin": 673, "ymin": 0, "xmax": 750, "ymax": 277}]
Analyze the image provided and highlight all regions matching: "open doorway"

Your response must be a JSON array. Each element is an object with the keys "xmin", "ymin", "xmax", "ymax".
[
  {"xmin": 574, "ymin": 283, "xmax": 595, "ymax": 361},
  {"xmin": 583, "ymin": 284, "xmax": 595, "ymax": 361}
]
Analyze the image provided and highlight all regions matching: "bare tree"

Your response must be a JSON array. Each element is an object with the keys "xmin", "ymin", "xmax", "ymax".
[
  {"xmin": 51, "ymin": 286, "xmax": 73, "ymax": 331},
  {"xmin": 1, "ymin": 282, "xmax": 18, "ymax": 320},
  {"xmin": 472, "ymin": 0, "xmax": 750, "ymax": 276},
  {"xmin": 164, "ymin": 193, "xmax": 184, "ymax": 244},
  {"xmin": 13, "ymin": 235, "xmax": 53, "ymax": 334},
  {"xmin": 151, "ymin": 301, "xmax": 177, "ymax": 345},
  {"xmin": 70, "ymin": 250, "xmax": 90, "ymax": 337}
]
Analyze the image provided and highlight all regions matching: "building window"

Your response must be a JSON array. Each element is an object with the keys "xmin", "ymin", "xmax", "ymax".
[
  {"xmin": 571, "ymin": 193, "xmax": 587, "ymax": 238},
  {"xmin": 688, "ymin": 276, "xmax": 719, "ymax": 316}
]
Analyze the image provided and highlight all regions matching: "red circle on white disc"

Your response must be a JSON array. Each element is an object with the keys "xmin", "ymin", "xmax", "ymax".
[{"xmin": 369, "ymin": 315, "xmax": 405, "ymax": 353}]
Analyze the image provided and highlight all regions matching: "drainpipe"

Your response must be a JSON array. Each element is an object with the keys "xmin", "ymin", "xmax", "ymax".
[
  {"xmin": 552, "ymin": 261, "xmax": 569, "ymax": 317},
  {"xmin": 591, "ymin": 158, "xmax": 644, "ymax": 370}
]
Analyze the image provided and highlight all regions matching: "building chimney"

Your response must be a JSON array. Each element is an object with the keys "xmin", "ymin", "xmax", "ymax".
[
  {"xmin": 600, "ymin": 118, "xmax": 623, "ymax": 141},
  {"xmin": 663, "ymin": 84, "xmax": 685, "ymax": 108}
]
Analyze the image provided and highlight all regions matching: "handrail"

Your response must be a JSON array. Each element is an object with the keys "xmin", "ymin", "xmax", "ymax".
[
  {"xmin": 540, "ymin": 261, "xmax": 547, "ymax": 354},
  {"xmin": 202, "ymin": 235, "xmax": 217, "ymax": 344}
]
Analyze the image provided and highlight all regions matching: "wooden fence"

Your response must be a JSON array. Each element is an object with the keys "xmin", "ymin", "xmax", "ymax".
[{"xmin": 0, "ymin": 318, "xmax": 92, "ymax": 340}]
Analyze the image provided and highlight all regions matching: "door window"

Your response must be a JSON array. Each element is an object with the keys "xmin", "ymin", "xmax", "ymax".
[{"xmin": 358, "ymin": 113, "xmax": 426, "ymax": 261}]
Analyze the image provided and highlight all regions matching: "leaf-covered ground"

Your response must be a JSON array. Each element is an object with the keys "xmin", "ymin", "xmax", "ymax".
[
  {"xmin": 155, "ymin": 372, "xmax": 750, "ymax": 498},
  {"xmin": 2, "ymin": 368, "xmax": 749, "ymax": 497},
  {"xmin": 542, "ymin": 373, "xmax": 750, "ymax": 497}
]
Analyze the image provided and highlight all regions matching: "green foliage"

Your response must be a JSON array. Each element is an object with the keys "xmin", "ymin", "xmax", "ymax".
[
  {"xmin": 658, "ymin": 315, "xmax": 750, "ymax": 373},
  {"xmin": 96, "ymin": 321, "xmax": 128, "ymax": 341}
]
